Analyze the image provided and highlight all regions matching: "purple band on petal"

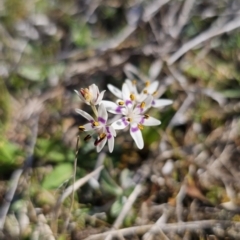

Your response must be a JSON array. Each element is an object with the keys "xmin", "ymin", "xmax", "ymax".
[
  {"xmin": 152, "ymin": 100, "xmax": 155, "ymax": 105},
  {"xmin": 125, "ymin": 100, "xmax": 132, "ymax": 106},
  {"xmin": 116, "ymin": 106, "xmax": 123, "ymax": 113},
  {"xmin": 131, "ymin": 126, "xmax": 139, "ymax": 133},
  {"xmin": 122, "ymin": 118, "xmax": 128, "ymax": 126},
  {"xmin": 106, "ymin": 126, "xmax": 110, "ymax": 133},
  {"xmin": 140, "ymin": 117, "xmax": 144, "ymax": 124},
  {"xmin": 98, "ymin": 117, "xmax": 106, "ymax": 124},
  {"xmin": 107, "ymin": 134, "xmax": 112, "ymax": 139}
]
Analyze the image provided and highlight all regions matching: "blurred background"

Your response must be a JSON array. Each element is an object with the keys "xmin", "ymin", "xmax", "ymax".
[{"xmin": 1, "ymin": 0, "xmax": 240, "ymax": 239}]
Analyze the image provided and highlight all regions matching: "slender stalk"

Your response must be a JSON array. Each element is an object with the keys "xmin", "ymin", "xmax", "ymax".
[
  {"xmin": 60, "ymin": 133, "xmax": 80, "ymax": 233},
  {"xmin": 69, "ymin": 134, "xmax": 80, "ymax": 216},
  {"xmin": 91, "ymin": 104, "xmax": 98, "ymax": 118}
]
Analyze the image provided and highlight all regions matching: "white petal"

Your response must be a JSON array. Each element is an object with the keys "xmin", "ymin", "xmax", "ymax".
[
  {"xmin": 137, "ymin": 92, "xmax": 147, "ymax": 102},
  {"xmin": 83, "ymin": 123, "xmax": 94, "ymax": 131},
  {"xmin": 133, "ymin": 95, "xmax": 153, "ymax": 114},
  {"xmin": 130, "ymin": 124, "xmax": 144, "ymax": 149},
  {"xmin": 101, "ymin": 100, "xmax": 126, "ymax": 114},
  {"xmin": 142, "ymin": 116, "xmax": 161, "ymax": 126},
  {"xmin": 147, "ymin": 81, "xmax": 159, "ymax": 94},
  {"xmin": 75, "ymin": 109, "xmax": 94, "ymax": 121},
  {"xmin": 108, "ymin": 135, "xmax": 114, "ymax": 153},
  {"xmin": 112, "ymin": 117, "xmax": 129, "ymax": 130},
  {"xmin": 101, "ymin": 100, "xmax": 117, "ymax": 110},
  {"xmin": 96, "ymin": 137, "xmax": 107, "ymax": 152},
  {"xmin": 152, "ymin": 99, "xmax": 173, "ymax": 108},
  {"xmin": 149, "ymin": 59, "xmax": 163, "ymax": 80},
  {"xmin": 144, "ymin": 95, "xmax": 153, "ymax": 109},
  {"xmin": 125, "ymin": 79, "xmax": 138, "ymax": 94},
  {"xmin": 107, "ymin": 84, "xmax": 122, "ymax": 99},
  {"xmin": 123, "ymin": 64, "xmax": 141, "ymax": 81},
  {"xmin": 109, "ymin": 125, "xmax": 116, "ymax": 137},
  {"xmin": 74, "ymin": 89, "xmax": 80, "ymax": 96},
  {"xmin": 89, "ymin": 84, "xmax": 99, "ymax": 96},
  {"xmin": 98, "ymin": 103, "xmax": 108, "ymax": 124},
  {"xmin": 89, "ymin": 84, "xmax": 99, "ymax": 104},
  {"xmin": 95, "ymin": 90, "xmax": 106, "ymax": 105},
  {"xmin": 122, "ymin": 83, "xmax": 131, "ymax": 101}
]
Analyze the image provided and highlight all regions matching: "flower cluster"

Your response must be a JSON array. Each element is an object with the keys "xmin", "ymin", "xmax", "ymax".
[{"xmin": 75, "ymin": 80, "xmax": 172, "ymax": 153}]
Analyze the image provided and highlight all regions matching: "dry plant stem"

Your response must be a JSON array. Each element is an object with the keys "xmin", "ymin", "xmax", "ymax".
[
  {"xmin": 142, "ymin": 0, "xmax": 170, "ymax": 22},
  {"xmin": 167, "ymin": 14, "xmax": 240, "ymax": 65},
  {"xmin": 106, "ymin": 184, "xmax": 143, "ymax": 240},
  {"xmin": 170, "ymin": 0, "xmax": 195, "ymax": 38},
  {"xmin": 167, "ymin": 93, "xmax": 194, "ymax": 128},
  {"xmin": 84, "ymin": 220, "xmax": 235, "ymax": 240},
  {"xmin": 113, "ymin": 183, "xmax": 143, "ymax": 229},
  {"xmin": 52, "ymin": 166, "xmax": 104, "ymax": 232},
  {"xmin": 176, "ymin": 185, "xmax": 186, "ymax": 222},
  {"xmin": 62, "ymin": 134, "xmax": 80, "ymax": 232},
  {"xmin": 143, "ymin": 209, "xmax": 170, "ymax": 240},
  {"xmin": 70, "ymin": 134, "xmax": 80, "ymax": 212}
]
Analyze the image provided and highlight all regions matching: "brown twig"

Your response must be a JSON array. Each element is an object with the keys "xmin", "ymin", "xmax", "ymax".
[
  {"xmin": 113, "ymin": 183, "xmax": 143, "ymax": 230},
  {"xmin": 84, "ymin": 220, "xmax": 236, "ymax": 240},
  {"xmin": 167, "ymin": 14, "xmax": 240, "ymax": 65}
]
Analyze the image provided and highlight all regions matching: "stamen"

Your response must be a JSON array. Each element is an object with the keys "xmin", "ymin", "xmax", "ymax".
[
  {"xmin": 93, "ymin": 121, "xmax": 99, "ymax": 127},
  {"xmin": 118, "ymin": 101, "xmax": 124, "ymax": 106},
  {"xmin": 94, "ymin": 133, "xmax": 106, "ymax": 146},
  {"xmin": 80, "ymin": 88, "xmax": 85, "ymax": 96},
  {"xmin": 143, "ymin": 89, "xmax": 148, "ymax": 94},
  {"xmin": 145, "ymin": 81, "xmax": 150, "ymax": 87},
  {"xmin": 132, "ymin": 80, "xmax": 137, "ymax": 85},
  {"xmin": 140, "ymin": 102, "xmax": 146, "ymax": 108},
  {"xmin": 100, "ymin": 133, "xmax": 106, "ymax": 139},
  {"xmin": 152, "ymin": 91, "xmax": 157, "ymax": 96},
  {"xmin": 144, "ymin": 114, "xmax": 149, "ymax": 119},
  {"xmin": 138, "ymin": 124, "xmax": 144, "ymax": 130},
  {"xmin": 80, "ymin": 88, "xmax": 91, "ymax": 101},
  {"xmin": 127, "ymin": 118, "xmax": 132, "ymax": 122},
  {"xmin": 84, "ymin": 135, "xmax": 92, "ymax": 141},
  {"xmin": 79, "ymin": 126, "xmax": 85, "ymax": 131},
  {"xmin": 130, "ymin": 94, "xmax": 135, "ymax": 101}
]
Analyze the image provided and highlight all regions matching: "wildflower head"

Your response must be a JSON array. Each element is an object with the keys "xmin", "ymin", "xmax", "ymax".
[
  {"xmin": 75, "ymin": 65, "xmax": 173, "ymax": 152},
  {"xmin": 75, "ymin": 84, "xmax": 105, "ymax": 106}
]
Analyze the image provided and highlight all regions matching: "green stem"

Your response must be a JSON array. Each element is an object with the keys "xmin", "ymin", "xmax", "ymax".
[{"xmin": 91, "ymin": 104, "xmax": 98, "ymax": 118}]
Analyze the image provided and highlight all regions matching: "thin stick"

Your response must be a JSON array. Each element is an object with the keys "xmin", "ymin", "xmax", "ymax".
[
  {"xmin": 84, "ymin": 220, "xmax": 235, "ymax": 240},
  {"xmin": 143, "ymin": 209, "xmax": 170, "ymax": 240},
  {"xmin": 167, "ymin": 15, "xmax": 240, "ymax": 65},
  {"xmin": 70, "ymin": 135, "xmax": 80, "ymax": 213},
  {"xmin": 170, "ymin": 0, "xmax": 195, "ymax": 39},
  {"xmin": 62, "ymin": 134, "xmax": 80, "ymax": 232},
  {"xmin": 105, "ymin": 184, "xmax": 143, "ymax": 240},
  {"xmin": 113, "ymin": 184, "xmax": 143, "ymax": 230}
]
